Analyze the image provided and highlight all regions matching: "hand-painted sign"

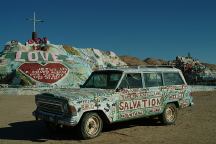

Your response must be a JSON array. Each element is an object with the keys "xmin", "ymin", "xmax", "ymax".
[
  {"xmin": 15, "ymin": 51, "xmax": 63, "ymax": 62},
  {"xmin": 18, "ymin": 63, "xmax": 69, "ymax": 83},
  {"xmin": 119, "ymin": 97, "xmax": 161, "ymax": 111},
  {"xmin": 120, "ymin": 110, "xmax": 144, "ymax": 119}
]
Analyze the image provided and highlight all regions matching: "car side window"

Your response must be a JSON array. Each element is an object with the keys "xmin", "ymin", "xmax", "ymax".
[
  {"xmin": 119, "ymin": 73, "xmax": 143, "ymax": 88},
  {"xmin": 144, "ymin": 73, "xmax": 163, "ymax": 87},
  {"xmin": 163, "ymin": 72, "xmax": 185, "ymax": 86}
]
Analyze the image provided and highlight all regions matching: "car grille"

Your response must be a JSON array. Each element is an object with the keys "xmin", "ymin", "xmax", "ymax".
[{"xmin": 37, "ymin": 98, "xmax": 66, "ymax": 115}]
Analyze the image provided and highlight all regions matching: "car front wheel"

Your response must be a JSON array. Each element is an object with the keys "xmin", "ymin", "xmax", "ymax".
[{"xmin": 78, "ymin": 112, "xmax": 103, "ymax": 139}]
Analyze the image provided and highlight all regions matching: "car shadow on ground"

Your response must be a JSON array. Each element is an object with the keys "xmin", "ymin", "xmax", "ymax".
[
  {"xmin": 0, "ymin": 120, "xmax": 81, "ymax": 142},
  {"xmin": 103, "ymin": 117, "xmax": 163, "ymax": 132},
  {"xmin": 0, "ymin": 118, "xmax": 163, "ymax": 142}
]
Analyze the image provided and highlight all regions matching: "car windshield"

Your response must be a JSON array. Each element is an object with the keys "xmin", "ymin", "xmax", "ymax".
[{"xmin": 82, "ymin": 71, "xmax": 122, "ymax": 89}]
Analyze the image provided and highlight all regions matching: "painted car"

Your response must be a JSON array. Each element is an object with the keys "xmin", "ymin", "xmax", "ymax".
[{"xmin": 33, "ymin": 66, "xmax": 193, "ymax": 139}]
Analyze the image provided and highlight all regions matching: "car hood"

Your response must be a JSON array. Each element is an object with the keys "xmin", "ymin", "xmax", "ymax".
[{"xmin": 39, "ymin": 88, "xmax": 115, "ymax": 101}]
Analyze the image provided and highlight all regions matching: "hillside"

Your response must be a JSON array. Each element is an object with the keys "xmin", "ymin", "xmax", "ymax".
[
  {"xmin": 143, "ymin": 58, "xmax": 168, "ymax": 65},
  {"xmin": 202, "ymin": 63, "xmax": 216, "ymax": 72},
  {"xmin": 120, "ymin": 55, "xmax": 216, "ymax": 72},
  {"xmin": 119, "ymin": 55, "xmax": 147, "ymax": 66},
  {"xmin": 119, "ymin": 56, "xmax": 168, "ymax": 66},
  {"xmin": 0, "ymin": 39, "xmax": 126, "ymax": 88}
]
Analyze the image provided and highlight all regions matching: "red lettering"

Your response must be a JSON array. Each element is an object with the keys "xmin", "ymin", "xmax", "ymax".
[
  {"xmin": 34, "ymin": 38, "xmax": 41, "ymax": 44},
  {"xmin": 119, "ymin": 102, "xmax": 124, "ymax": 111},
  {"xmin": 28, "ymin": 39, "xmax": 34, "ymax": 44},
  {"xmin": 27, "ymin": 37, "xmax": 48, "ymax": 45},
  {"xmin": 152, "ymin": 99, "xmax": 156, "ymax": 106},
  {"xmin": 142, "ymin": 99, "xmax": 148, "ymax": 107},
  {"xmin": 125, "ymin": 102, "xmax": 129, "ymax": 110}
]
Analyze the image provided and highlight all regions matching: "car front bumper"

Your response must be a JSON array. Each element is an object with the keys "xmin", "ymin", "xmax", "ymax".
[{"xmin": 33, "ymin": 110, "xmax": 78, "ymax": 126}]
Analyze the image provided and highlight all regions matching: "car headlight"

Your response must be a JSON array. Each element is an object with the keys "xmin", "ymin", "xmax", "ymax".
[{"xmin": 68, "ymin": 105, "xmax": 77, "ymax": 116}]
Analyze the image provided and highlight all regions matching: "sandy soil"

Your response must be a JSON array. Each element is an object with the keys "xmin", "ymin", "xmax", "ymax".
[{"xmin": 0, "ymin": 91, "xmax": 216, "ymax": 144}]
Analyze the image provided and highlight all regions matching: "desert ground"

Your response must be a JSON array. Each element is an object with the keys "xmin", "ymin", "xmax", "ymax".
[{"xmin": 0, "ymin": 91, "xmax": 216, "ymax": 144}]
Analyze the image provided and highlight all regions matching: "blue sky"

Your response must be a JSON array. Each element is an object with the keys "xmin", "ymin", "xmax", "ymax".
[{"xmin": 0, "ymin": 0, "xmax": 215, "ymax": 63}]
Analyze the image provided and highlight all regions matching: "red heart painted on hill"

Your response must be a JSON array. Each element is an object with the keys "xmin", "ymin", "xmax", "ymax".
[{"xmin": 18, "ymin": 63, "xmax": 69, "ymax": 84}]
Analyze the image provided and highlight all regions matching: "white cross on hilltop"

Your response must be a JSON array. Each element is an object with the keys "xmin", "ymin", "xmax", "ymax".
[{"xmin": 26, "ymin": 12, "xmax": 44, "ymax": 32}]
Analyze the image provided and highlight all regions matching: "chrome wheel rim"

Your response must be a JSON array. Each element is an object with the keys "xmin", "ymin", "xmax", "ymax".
[{"xmin": 85, "ymin": 116, "xmax": 100, "ymax": 136}]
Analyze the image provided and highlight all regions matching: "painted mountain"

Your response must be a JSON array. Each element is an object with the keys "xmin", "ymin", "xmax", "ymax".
[{"xmin": 0, "ymin": 38, "xmax": 126, "ymax": 88}]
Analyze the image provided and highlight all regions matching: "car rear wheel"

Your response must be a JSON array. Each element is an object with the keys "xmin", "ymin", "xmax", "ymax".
[
  {"xmin": 78, "ymin": 112, "xmax": 103, "ymax": 139},
  {"xmin": 160, "ymin": 103, "xmax": 177, "ymax": 125}
]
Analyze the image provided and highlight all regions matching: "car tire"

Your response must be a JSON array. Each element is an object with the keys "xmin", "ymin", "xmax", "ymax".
[
  {"xmin": 160, "ymin": 103, "xmax": 177, "ymax": 125},
  {"xmin": 78, "ymin": 112, "xmax": 103, "ymax": 139}
]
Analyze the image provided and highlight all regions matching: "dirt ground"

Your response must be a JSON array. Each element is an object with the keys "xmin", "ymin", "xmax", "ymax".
[{"xmin": 0, "ymin": 91, "xmax": 216, "ymax": 144}]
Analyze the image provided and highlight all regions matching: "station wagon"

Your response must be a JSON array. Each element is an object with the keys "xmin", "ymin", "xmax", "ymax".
[{"xmin": 33, "ymin": 66, "xmax": 193, "ymax": 139}]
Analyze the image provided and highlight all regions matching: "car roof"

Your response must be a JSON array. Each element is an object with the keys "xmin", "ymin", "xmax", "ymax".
[{"xmin": 95, "ymin": 65, "xmax": 182, "ymax": 73}]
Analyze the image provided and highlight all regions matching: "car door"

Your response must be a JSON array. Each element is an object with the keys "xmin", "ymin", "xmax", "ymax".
[
  {"xmin": 142, "ymin": 72, "xmax": 164, "ymax": 116},
  {"xmin": 116, "ymin": 72, "xmax": 145, "ymax": 121},
  {"xmin": 161, "ymin": 72, "xmax": 189, "ymax": 108}
]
